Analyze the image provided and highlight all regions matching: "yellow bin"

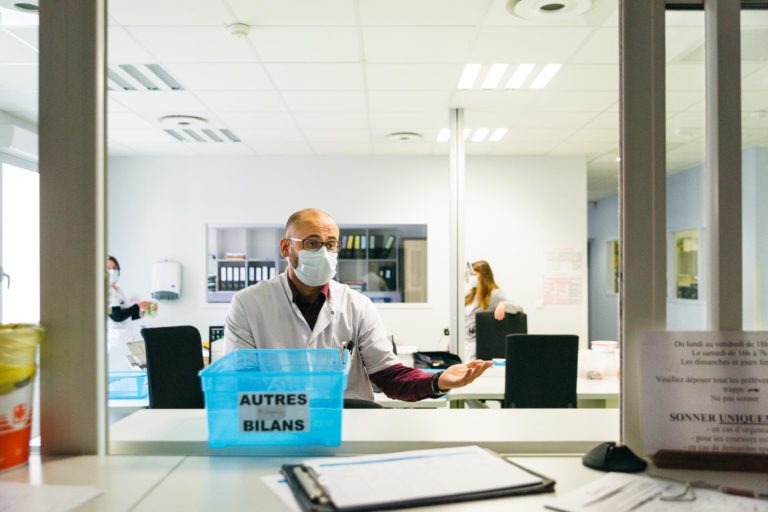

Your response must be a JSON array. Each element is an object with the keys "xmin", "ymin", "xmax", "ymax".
[{"xmin": 0, "ymin": 324, "xmax": 43, "ymax": 472}]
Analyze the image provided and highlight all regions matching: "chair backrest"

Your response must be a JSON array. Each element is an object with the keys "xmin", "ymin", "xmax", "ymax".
[
  {"xmin": 475, "ymin": 312, "xmax": 528, "ymax": 360},
  {"xmin": 141, "ymin": 325, "xmax": 205, "ymax": 409},
  {"xmin": 503, "ymin": 334, "xmax": 578, "ymax": 409},
  {"xmin": 343, "ymin": 398, "xmax": 384, "ymax": 409}
]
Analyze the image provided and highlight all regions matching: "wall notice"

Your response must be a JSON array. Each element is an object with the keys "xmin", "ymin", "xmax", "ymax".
[
  {"xmin": 640, "ymin": 332, "xmax": 768, "ymax": 455},
  {"xmin": 542, "ymin": 248, "xmax": 583, "ymax": 305}
]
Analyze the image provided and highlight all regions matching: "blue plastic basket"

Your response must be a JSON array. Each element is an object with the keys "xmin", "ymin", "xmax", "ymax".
[
  {"xmin": 108, "ymin": 371, "xmax": 148, "ymax": 399},
  {"xmin": 199, "ymin": 349, "xmax": 350, "ymax": 448}
]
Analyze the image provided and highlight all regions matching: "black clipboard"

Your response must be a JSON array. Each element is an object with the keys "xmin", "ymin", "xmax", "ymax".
[{"xmin": 280, "ymin": 450, "xmax": 555, "ymax": 512}]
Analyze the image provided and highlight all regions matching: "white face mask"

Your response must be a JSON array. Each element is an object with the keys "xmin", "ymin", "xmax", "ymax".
[
  {"xmin": 109, "ymin": 269, "xmax": 120, "ymax": 284},
  {"xmin": 466, "ymin": 274, "xmax": 478, "ymax": 289},
  {"xmin": 290, "ymin": 246, "xmax": 338, "ymax": 287}
]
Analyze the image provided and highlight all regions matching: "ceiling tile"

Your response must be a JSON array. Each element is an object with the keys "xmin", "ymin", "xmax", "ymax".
[
  {"xmin": 569, "ymin": 28, "xmax": 617, "ymax": 64},
  {"xmin": 292, "ymin": 112, "xmax": 370, "ymax": 130},
  {"xmin": 503, "ymin": 127, "xmax": 576, "ymax": 142},
  {"xmin": 3, "ymin": 111, "xmax": 36, "ymax": 124},
  {"xmin": 359, "ymin": 0, "xmax": 491, "ymax": 26},
  {"xmin": 667, "ymin": 63, "xmax": 705, "ymax": 91},
  {"xmin": 547, "ymin": 65, "xmax": 617, "ymax": 92},
  {"xmin": 128, "ymin": 27, "xmax": 258, "ymax": 63},
  {"xmin": 363, "ymin": 27, "xmax": 475, "ymax": 63},
  {"xmin": 471, "ymin": 27, "xmax": 594, "ymax": 62},
  {"xmin": 108, "ymin": 26, "xmax": 156, "ymax": 63},
  {"xmin": 666, "ymin": 27, "xmax": 704, "ymax": 63},
  {"xmin": 3, "ymin": 27, "xmax": 36, "ymax": 51},
  {"xmin": 302, "ymin": 127, "xmax": 370, "ymax": 143},
  {"xmin": 109, "ymin": 91, "xmax": 209, "ymax": 113},
  {"xmin": 481, "ymin": 0, "xmax": 618, "ymax": 28},
  {"xmin": 109, "ymin": 0, "xmax": 234, "ymax": 26},
  {"xmin": 250, "ymin": 27, "xmax": 360, "ymax": 62},
  {"xmin": 237, "ymin": 127, "xmax": 306, "ymax": 143},
  {"xmin": 228, "ymin": 0, "xmax": 356, "ymax": 26},
  {"xmin": 214, "ymin": 111, "xmax": 297, "ymax": 130},
  {"xmin": 165, "ymin": 63, "xmax": 273, "ymax": 91},
  {"xmin": 107, "ymin": 112, "xmax": 158, "ymax": 132},
  {"xmin": 0, "ymin": 90, "xmax": 36, "ymax": 112},
  {"xmin": 265, "ymin": 63, "xmax": 364, "ymax": 90},
  {"xmin": 583, "ymin": 111, "xmax": 617, "ymax": 130},
  {"xmin": 743, "ymin": 90, "xmax": 768, "ymax": 112},
  {"xmin": 532, "ymin": 91, "xmax": 617, "ymax": 112},
  {"xmin": 553, "ymin": 141, "xmax": 616, "ymax": 156},
  {"xmin": 667, "ymin": 92, "xmax": 704, "ymax": 113},
  {"xmin": 452, "ymin": 90, "xmax": 540, "ymax": 112},
  {"xmin": 373, "ymin": 142, "xmax": 438, "ymax": 155},
  {"xmin": 369, "ymin": 112, "xmax": 448, "ymax": 133},
  {"xmin": 107, "ymin": 139, "xmax": 139, "ymax": 156},
  {"xmin": 111, "ymin": 140, "xmax": 197, "ymax": 156},
  {"xmin": 282, "ymin": 91, "xmax": 367, "ymax": 113},
  {"xmin": 311, "ymin": 142, "xmax": 372, "ymax": 155},
  {"xmin": 365, "ymin": 63, "xmax": 462, "ymax": 91},
  {"xmin": 0, "ymin": 64, "xmax": 36, "ymax": 91},
  {"xmin": 486, "ymin": 140, "xmax": 560, "ymax": 154},
  {"xmin": 245, "ymin": 141, "xmax": 314, "ymax": 155},
  {"xmin": 368, "ymin": 91, "xmax": 452, "ymax": 112},
  {"xmin": 565, "ymin": 128, "xmax": 618, "ymax": 143},
  {"xmin": 108, "ymin": 95, "xmax": 131, "ymax": 113},
  {"xmin": 194, "ymin": 90, "xmax": 286, "ymax": 112},
  {"xmin": 0, "ymin": 30, "xmax": 37, "ymax": 64}
]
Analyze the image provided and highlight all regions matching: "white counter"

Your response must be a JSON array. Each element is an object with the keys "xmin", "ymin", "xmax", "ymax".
[{"xmin": 109, "ymin": 408, "xmax": 620, "ymax": 456}]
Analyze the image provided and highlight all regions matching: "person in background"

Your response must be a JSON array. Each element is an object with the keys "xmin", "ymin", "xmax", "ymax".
[
  {"xmin": 464, "ymin": 260, "xmax": 523, "ymax": 361},
  {"xmin": 107, "ymin": 255, "xmax": 155, "ymax": 370},
  {"xmin": 224, "ymin": 208, "xmax": 492, "ymax": 402}
]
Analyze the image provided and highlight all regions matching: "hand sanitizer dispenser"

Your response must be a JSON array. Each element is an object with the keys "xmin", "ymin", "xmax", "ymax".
[{"xmin": 151, "ymin": 260, "xmax": 182, "ymax": 300}]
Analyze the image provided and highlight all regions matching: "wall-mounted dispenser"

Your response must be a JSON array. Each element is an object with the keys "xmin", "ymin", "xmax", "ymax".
[{"xmin": 151, "ymin": 260, "xmax": 182, "ymax": 300}]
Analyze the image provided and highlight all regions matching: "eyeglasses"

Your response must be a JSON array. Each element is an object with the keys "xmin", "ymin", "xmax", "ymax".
[{"xmin": 286, "ymin": 237, "xmax": 341, "ymax": 253}]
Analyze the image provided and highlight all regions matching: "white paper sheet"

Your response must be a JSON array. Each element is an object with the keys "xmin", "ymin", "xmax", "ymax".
[
  {"xmin": 0, "ymin": 482, "xmax": 102, "ymax": 512},
  {"xmin": 545, "ymin": 473, "xmax": 768, "ymax": 512},
  {"xmin": 304, "ymin": 445, "xmax": 543, "ymax": 509},
  {"xmin": 261, "ymin": 474, "xmax": 301, "ymax": 512}
]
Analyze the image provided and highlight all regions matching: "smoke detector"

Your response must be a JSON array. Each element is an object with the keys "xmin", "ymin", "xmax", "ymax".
[
  {"xmin": 506, "ymin": 0, "xmax": 592, "ymax": 20},
  {"xmin": 386, "ymin": 132, "xmax": 423, "ymax": 142},
  {"xmin": 227, "ymin": 23, "xmax": 250, "ymax": 39},
  {"xmin": 0, "ymin": 0, "xmax": 39, "ymax": 12},
  {"xmin": 159, "ymin": 115, "xmax": 209, "ymax": 128}
]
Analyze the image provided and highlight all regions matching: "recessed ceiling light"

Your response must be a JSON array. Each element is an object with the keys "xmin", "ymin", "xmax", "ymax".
[
  {"xmin": 386, "ymin": 132, "xmax": 423, "ymax": 142},
  {"xmin": 471, "ymin": 128, "xmax": 489, "ymax": 142},
  {"xmin": 481, "ymin": 64, "xmax": 508, "ymax": 89},
  {"xmin": 158, "ymin": 115, "xmax": 209, "ymax": 128},
  {"xmin": 457, "ymin": 64, "xmax": 481, "ymax": 90},
  {"xmin": 529, "ymin": 64, "xmax": 562, "ymax": 89},
  {"xmin": 226, "ymin": 22, "xmax": 250, "ymax": 39},
  {"xmin": 489, "ymin": 128, "xmax": 508, "ymax": 142},
  {"xmin": 506, "ymin": 64, "xmax": 535, "ymax": 89},
  {"xmin": 436, "ymin": 128, "xmax": 450, "ymax": 142}
]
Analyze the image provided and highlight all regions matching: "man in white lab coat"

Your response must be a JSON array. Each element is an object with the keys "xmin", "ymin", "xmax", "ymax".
[{"xmin": 224, "ymin": 208, "xmax": 492, "ymax": 401}]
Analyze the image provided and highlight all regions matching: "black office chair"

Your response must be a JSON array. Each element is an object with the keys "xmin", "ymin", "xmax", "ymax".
[
  {"xmin": 343, "ymin": 398, "xmax": 384, "ymax": 409},
  {"xmin": 475, "ymin": 312, "xmax": 527, "ymax": 360},
  {"xmin": 503, "ymin": 334, "xmax": 578, "ymax": 409},
  {"xmin": 141, "ymin": 325, "xmax": 205, "ymax": 409}
]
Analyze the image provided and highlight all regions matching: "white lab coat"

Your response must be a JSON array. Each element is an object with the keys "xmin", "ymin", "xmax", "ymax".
[
  {"xmin": 224, "ymin": 272, "xmax": 399, "ymax": 400},
  {"xmin": 107, "ymin": 284, "xmax": 135, "ymax": 371}
]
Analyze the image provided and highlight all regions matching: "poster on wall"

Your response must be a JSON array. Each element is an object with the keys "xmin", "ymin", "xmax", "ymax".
[
  {"xmin": 640, "ymin": 331, "xmax": 768, "ymax": 456},
  {"xmin": 542, "ymin": 248, "xmax": 583, "ymax": 305}
]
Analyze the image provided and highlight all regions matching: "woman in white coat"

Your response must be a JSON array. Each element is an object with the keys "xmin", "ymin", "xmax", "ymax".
[{"xmin": 107, "ymin": 256, "xmax": 154, "ymax": 370}]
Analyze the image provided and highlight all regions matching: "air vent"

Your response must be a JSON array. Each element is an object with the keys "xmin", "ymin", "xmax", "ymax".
[
  {"xmin": 159, "ymin": 115, "xmax": 241, "ymax": 144},
  {"xmin": 107, "ymin": 64, "xmax": 184, "ymax": 91}
]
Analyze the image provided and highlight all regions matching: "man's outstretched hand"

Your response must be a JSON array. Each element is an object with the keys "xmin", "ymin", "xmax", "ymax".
[{"xmin": 437, "ymin": 359, "xmax": 493, "ymax": 390}]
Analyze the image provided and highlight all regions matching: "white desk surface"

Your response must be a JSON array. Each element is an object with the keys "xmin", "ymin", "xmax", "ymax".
[
  {"xmin": 109, "ymin": 408, "xmax": 619, "ymax": 456},
  {"xmin": 449, "ymin": 375, "xmax": 620, "ymax": 401},
  {"xmin": 4, "ymin": 451, "xmax": 767, "ymax": 512}
]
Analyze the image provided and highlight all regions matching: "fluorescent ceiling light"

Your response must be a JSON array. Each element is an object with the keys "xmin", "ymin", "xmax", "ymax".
[
  {"xmin": 506, "ymin": 63, "xmax": 535, "ymax": 89},
  {"xmin": 471, "ymin": 128, "xmax": 489, "ymax": 142},
  {"xmin": 489, "ymin": 128, "xmax": 508, "ymax": 142},
  {"xmin": 481, "ymin": 64, "xmax": 508, "ymax": 89},
  {"xmin": 457, "ymin": 64, "xmax": 481, "ymax": 90},
  {"xmin": 529, "ymin": 64, "xmax": 562, "ymax": 89},
  {"xmin": 436, "ymin": 128, "xmax": 450, "ymax": 142}
]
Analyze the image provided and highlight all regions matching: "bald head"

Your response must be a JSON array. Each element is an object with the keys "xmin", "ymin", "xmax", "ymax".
[{"xmin": 284, "ymin": 208, "xmax": 338, "ymax": 238}]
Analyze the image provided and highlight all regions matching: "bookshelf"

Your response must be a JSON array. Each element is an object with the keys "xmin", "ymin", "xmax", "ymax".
[{"xmin": 206, "ymin": 224, "xmax": 427, "ymax": 304}]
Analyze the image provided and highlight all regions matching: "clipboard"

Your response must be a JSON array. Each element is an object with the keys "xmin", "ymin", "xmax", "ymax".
[{"xmin": 280, "ymin": 446, "xmax": 555, "ymax": 512}]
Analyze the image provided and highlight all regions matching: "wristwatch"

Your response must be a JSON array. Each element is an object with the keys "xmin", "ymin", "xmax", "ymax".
[{"xmin": 430, "ymin": 371, "xmax": 447, "ymax": 395}]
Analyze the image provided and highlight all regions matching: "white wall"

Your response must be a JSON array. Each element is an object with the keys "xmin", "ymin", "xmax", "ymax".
[
  {"xmin": 464, "ymin": 156, "xmax": 589, "ymax": 346},
  {"xmin": 109, "ymin": 155, "xmax": 588, "ymax": 351}
]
